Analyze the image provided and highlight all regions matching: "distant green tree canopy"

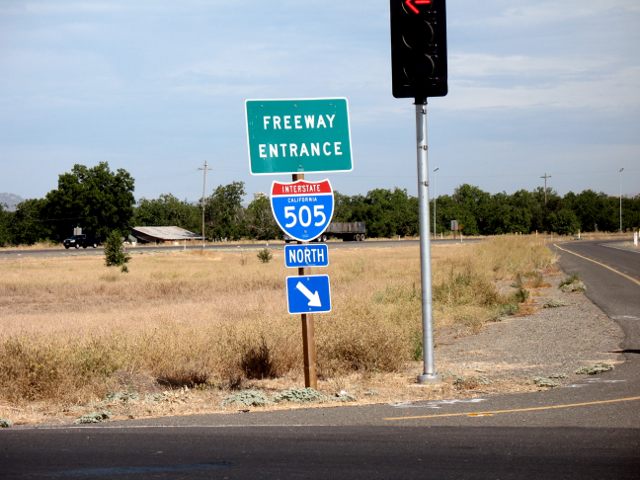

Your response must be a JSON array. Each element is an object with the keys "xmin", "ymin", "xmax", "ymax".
[
  {"xmin": 43, "ymin": 162, "xmax": 135, "ymax": 240},
  {"xmin": 9, "ymin": 198, "xmax": 50, "ymax": 245},
  {"xmin": 205, "ymin": 181, "xmax": 246, "ymax": 241},
  {"xmin": 245, "ymin": 193, "xmax": 280, "ymax": 241},
  {"xmin": 133, "ymin": 194, "xmax": 200, "ymax": 233},
  {"xmin": 0, "ymin": 204, "xmax": 10, "ymax": 247},
  {"xmin": 2, "ymin": 171, "xmax": 639, "ymax": 247}
]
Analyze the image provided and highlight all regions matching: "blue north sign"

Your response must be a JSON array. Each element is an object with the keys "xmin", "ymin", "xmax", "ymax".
[
  {"xmin": 284, "ymin": 243, "xmax": 329, "ymax": 268},
  {"xmin": 270, "ymin": 179, "xmax": 334, "ymax": 243}
]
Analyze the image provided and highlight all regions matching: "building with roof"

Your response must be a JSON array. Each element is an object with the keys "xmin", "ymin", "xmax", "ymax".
[{"xmin": 131, "ymin": 226, "xmax": 202, "ymax": 244}]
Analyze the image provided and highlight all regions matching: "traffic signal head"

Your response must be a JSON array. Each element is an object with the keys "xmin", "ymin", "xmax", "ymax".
[{"xmin": 390, "ymin": 0, "xmax": 448, "ymax": 100}]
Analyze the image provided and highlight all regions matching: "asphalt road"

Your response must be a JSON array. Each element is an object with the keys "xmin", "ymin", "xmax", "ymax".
[
  {"xmin": 2, "ymin": 424, "xmax": 637, "ymax": 480},
  {"xmin": 1, "ymin": 238, "xmax": 638, "ymax": 479},
  {"xmin": 553, "ymin": 240, "xmax": 640, "ymax": 353}
]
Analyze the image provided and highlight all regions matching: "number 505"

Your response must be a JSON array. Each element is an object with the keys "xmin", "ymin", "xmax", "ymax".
[{"xmin": 284, "ymin": 205, "xmax": 327, "ymax": 228}]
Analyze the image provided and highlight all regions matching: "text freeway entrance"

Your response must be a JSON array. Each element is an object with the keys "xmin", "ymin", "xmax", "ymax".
[{"xmin": 246, "ymin": 98, "xmax": 353, "ymax": 175}]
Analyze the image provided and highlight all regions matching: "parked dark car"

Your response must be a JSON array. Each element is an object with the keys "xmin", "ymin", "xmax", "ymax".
[{"xmin": 63, "ymin": 234, "xmax": 99, "ymax": 249}]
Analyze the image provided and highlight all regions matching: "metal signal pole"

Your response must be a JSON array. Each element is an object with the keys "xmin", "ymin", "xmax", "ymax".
[
  {"xmin": 416, "ymin": 99, "xmax": 438, "ymax": 383},
  {"xmin": 433, "ymin": 167, "xmax": 439, "ymax": 238},
  {"xmin": 390, "ymin": 0, "xmax": 447, "ymax": 385}
]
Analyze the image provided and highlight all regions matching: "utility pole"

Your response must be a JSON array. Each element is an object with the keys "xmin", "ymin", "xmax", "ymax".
[
  {"xmin": 540, "ymin": 173, "xmax": 552, "ymax": 205},
  {"xmin": 619, "ymin": 167, "xmax": 624, "ymax": 232},
  {"xmin": 199, "ymin": 161, "xmax": 212, "ymax": 249}
]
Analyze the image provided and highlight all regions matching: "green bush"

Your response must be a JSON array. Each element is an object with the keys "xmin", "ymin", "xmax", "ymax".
[
  {"xmin": 273, "ymin": 388, "xmax": 326, "ymax": 403},
  {"xmin": 256, "ymin": 248, "xmax": 273, "ymax": 263},
  {"xmin": 0, "ymin": 338, "xmax": 64, "ymax": 401},
  {"xmin": 104, "ymin": 230, "xmax": 130, "ymax": 273},
  {"xmin": 221, "ymin": 390, "xmax": 271, "ymax": 408},
  {"xmin": 559, "ymin": 274, "xmax": 586, "ymax": 293},
  {"xmin": 0, "ymin": 336, "xmax": 123, "ymax": 402},
  {"xmin": 240, "ymin": 337, "xmax": 276, "ymax": 379},
  {"xmin": 434, "ymin": 268, "xmax": 501, "ymax": 307}
]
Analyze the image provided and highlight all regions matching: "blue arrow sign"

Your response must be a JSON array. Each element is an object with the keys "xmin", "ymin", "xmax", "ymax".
[
  {"xmin": 284, "ymin": 244, "xmax": 329, "ymax": 268},
  {"xmin": 271, "ymin": 179, "xmax": 334, "ymax": 242},
  {"xmin": 286, "ymin": 275, "xmax": 331, "ymax": 314}
]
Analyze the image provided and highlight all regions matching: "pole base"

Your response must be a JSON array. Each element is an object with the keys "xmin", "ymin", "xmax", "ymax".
[{"xmin": 417, "ymin": 373, "xmax": 441, "ymax": 384}]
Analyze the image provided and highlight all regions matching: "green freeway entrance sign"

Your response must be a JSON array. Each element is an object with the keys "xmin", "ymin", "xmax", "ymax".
[{"xmin": 246, "ymin": 98, "xmax": 353, "ymax": 175}]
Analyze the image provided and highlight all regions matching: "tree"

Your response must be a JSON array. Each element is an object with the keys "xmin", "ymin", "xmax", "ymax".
[
  {"xmin": 245, "ymin": 193, "xmax": 280, "ymax": 240},
  {"xmin": 362, "ymin": 188, "xmax": 418, "ymax": 238},
  {"xmin": 333, "ymin": 192, "xmax": 368, "ymax": 224},
  {"xmin": 436, "ymin": 194, "xmax": 477, "ymax": 235},
  {"xmin": 484, "ymin": 193, "xmax": 519, "ymax": 234},
  {"xmin": 451, "ymin": 184, "xmax": 491, "ymax": 235},
  {"xmin": 8, "ymin": 199, "xmax": 50, "ymax": 245},
  {"xmin": 0, "ymin": 205, "xmax": 10, "ymax": 246},
  {"xmin": 502, "ymin": 190, "xmax": 538, "ymax": 233},
  {"xmin": 624, "ymin": 195, "xmax": 640, "ymax": 231},
  {"xmin": 572, "ymin": 190, "xmax": 617, "ymax": 232},
  {"xmin": 547, "ymin": 208, "xmax": 580, "ymax": 235},
  {"xmin": 205, "ymin": 181, "xmax": 246, "ymax": 241},
  {"xmin": 104, "ymin": 230, "xmax": 131, "ymax": 273},
  {"xmin": 44, "ymin": 163, "xmax": 135, "ymax": 240},
  {"xmin": 333, "ymin": 192, "xmax": 354, "ymax": 222}
]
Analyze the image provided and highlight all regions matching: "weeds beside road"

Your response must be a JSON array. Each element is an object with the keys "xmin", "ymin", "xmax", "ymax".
[{"xmin": 1, "ymin": 236, "xmax": 559, "ymax": 424}]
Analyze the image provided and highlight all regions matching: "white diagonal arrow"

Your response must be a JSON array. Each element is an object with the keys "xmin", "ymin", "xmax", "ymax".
[{"xmin": 296, "ymin": 281, "xmax": 322, "ymax": 307}]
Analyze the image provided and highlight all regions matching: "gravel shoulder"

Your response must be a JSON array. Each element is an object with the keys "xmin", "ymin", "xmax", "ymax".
[{"xmin": 434, "ymin": 270, "xmax": 624, "ymax": 384}]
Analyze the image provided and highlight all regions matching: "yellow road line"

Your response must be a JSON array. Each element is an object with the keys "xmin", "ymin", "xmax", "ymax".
[
  {"xmin": 554, "ymin": 243, "xmax": 640, "ymax": 287},
  {"xmin": 384, "ymin": 396, "xmax": 640, "ymax": 421}
]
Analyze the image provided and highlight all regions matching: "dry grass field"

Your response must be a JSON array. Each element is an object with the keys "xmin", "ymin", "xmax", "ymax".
[{"xmin": 0, "ymin": 236, "xmax": 555, "ymax": 424}]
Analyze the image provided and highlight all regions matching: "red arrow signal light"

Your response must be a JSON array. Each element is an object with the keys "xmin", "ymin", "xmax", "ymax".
[
  {"xmin": 390, "ymin": 0, "xmax": 448, "ymax": 99},
  {"xmin": 405, "ymin": 0, "xmax": 432, "ymax": 14}
]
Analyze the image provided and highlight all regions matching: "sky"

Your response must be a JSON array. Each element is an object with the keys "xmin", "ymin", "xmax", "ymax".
[{"xmin": 1, "ymin": 0, "xmax": 639, "ymax": 203}]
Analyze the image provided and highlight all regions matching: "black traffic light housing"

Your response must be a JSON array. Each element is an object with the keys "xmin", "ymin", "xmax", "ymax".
[{"xmin": 390, "ymin": 0, "xmax": 448, "ymax": 100}]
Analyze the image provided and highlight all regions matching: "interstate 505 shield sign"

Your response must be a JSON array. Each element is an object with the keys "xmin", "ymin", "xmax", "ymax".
[{"xmin": 270, "ymin": 179, "xmax": 334, "ymax": 242}]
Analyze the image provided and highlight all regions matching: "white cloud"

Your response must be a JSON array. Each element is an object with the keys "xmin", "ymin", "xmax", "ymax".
[
  {"xmin": 0, "ymin": 0, "xmax": 213, "ymax": 15},
  {"xmin": 447, "ymin": 50, "xmax": 640, "ymax": 111},
  {"xmin": 499, "ymin": 0, "xmax": 640, "ymax": 24},
  {"xmin": 447, "ymin": 67, "xmax": 640, "ymax": 111},
  {"xmin": 1, "ymin": 1, "xmax": 127, "ymax": 15},
  {"xmin": 0, "ymin": 47, "xmax": 124, "ymax": 108},
  {"xmin": 452, "ymin": 0, "xmax": 640, "ymax": 27},
  {"xmin": 450, "ymin": 53, "xmax": 607, "ymax": 80}
]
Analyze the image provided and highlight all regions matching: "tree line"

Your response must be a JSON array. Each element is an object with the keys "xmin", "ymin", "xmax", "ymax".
[{"xmin": 1, "ymin": 162, "xmax": 639, "ymax": 246}]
